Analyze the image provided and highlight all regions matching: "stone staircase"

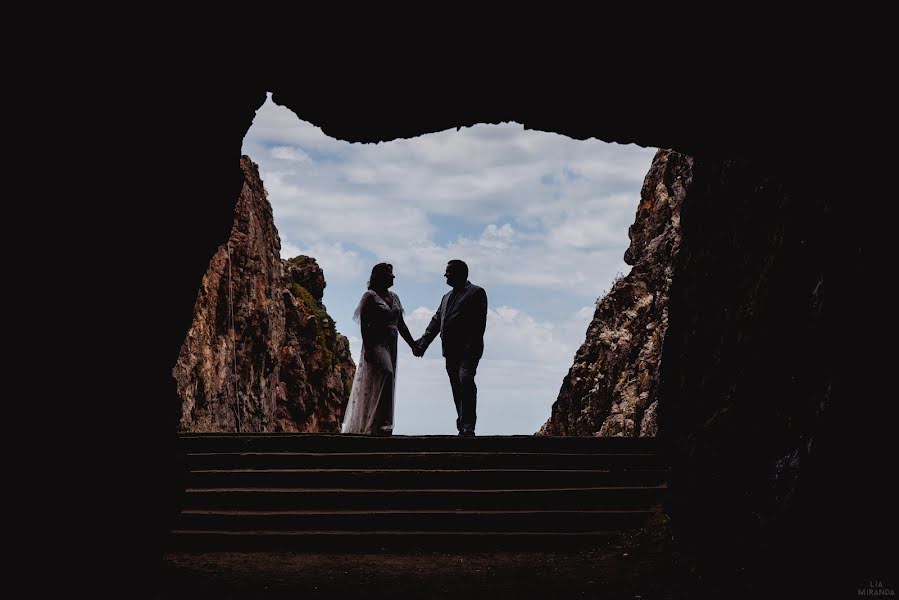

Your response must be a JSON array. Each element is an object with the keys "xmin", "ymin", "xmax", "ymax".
[{"xmin": 169, "ymin": 434, "xmax": 667, "ymax": 551}]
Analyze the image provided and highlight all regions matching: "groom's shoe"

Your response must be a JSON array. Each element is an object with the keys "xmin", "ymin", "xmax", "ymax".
[{"xmin": 459, "ymin": 429, "xmax": 475, "ymax": 437}]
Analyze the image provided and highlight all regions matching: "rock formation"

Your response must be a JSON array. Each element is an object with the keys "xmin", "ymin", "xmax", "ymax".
[
  {"xmin": 173, "ymin": 156, "xmax": 354, "ymax": 432},
  {"xmin": 540, "ymin": 149, "xmax": 692, "ymax": 437}
]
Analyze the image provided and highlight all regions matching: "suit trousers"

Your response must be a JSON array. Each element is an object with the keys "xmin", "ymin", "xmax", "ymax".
[{"xmin": 445, "ymin": 356, "xmax": 479, "ymax": 432}]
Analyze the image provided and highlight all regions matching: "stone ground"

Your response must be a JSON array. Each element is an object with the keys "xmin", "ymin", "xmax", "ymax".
[{"xmin": 153, "ymin": 514, "xmax": 685, "ymax": 599}]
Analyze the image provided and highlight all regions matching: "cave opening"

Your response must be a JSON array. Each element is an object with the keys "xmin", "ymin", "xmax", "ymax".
[{"xmin": 176, "ymin": 91, "xmax": 664, "ymax": 435}]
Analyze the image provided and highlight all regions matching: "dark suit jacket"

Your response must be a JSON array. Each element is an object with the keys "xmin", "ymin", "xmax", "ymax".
[{"xmin": 419, "ymin": 281, "xmax": 488, "ymax": 359}]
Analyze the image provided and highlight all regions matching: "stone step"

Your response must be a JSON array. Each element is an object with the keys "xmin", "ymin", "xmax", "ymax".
[
  {"xmin": 170, "ymin": 434, "xmax": 667, "ymax": 552},
  {"xmin": 167, "ymin": 529, "xmax": 622, "ymax": 552},
  {"xmin": 177, "ymin": 509, "xmax": 652, "ymax": 532},
  {"xmin": 179, "ymin": 434, "xmax": 660, "ymax": 454},
  {"xmin": 183, "ymin": 486, "xmax": 667, "ymax": 511},
  {"xmin": 187, "ymin": 468, "xmax": 669, "ymax": 489},
  {"xmin": 186, "ymin": 451, "xmax": 667, "ymax": 471}
]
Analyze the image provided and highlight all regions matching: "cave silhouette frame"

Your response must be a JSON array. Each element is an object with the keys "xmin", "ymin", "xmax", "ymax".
[
  {"xmin": 116, "ymin": 69, "xmax": 871, "ymax": 598},
  {"xmin": 227, "ymin": 106, "xmax": 663, "ymax": 438}
]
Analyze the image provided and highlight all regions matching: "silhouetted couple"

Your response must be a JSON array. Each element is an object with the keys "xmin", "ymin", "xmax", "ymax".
[{"xmin": 341, "ymin": 260, "xmax": 488, "ymax": 437}]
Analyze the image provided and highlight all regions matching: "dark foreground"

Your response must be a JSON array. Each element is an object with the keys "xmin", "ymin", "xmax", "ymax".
[{"xmin": 156, "ymin": 515, "xmax": 680, "ymax": 599}]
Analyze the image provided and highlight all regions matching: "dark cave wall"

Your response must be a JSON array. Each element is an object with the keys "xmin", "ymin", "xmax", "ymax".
[
  {"xmin": 111, "ymin": 65, "xmax": 875, "ymax": 594},
  {"xmin": 119, "ymin": 83, "xmax": 269, "ymax": 576},
  {"xmin": 656, "ymin": 155, "xmax": 835, "ymax": 592}
]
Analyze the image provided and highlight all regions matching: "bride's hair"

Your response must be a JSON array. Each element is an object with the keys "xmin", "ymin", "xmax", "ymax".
[{"xmin": 367, "ymin": 263, "xmax": 393, "ymax": 290}]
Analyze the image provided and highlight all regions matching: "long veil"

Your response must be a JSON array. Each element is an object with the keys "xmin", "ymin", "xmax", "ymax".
[{"xmin": 341, "ymin": 292, "xmax": 395, "ymax": 434}]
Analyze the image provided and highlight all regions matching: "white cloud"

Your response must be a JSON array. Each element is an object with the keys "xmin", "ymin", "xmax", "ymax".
[
  {"xmin": 408, "ymin": 306, "xmax": 436, "ymax": 322},
  {"xmin": 270, "ymin": 146, "xmax": 310, "ymax": 162},
  {"xmin": 484, "ymin": 306, "xmax": 571, "ymax": 364},
  {"xmin": 243, "ymin": 94, "xmax": 653, "ymax": 298},
  {"xmin": 319, "ymin": 220, "xmax": 627, "ymax": 292},
  {"xmin": 244, "ymin": 102, "xmax": 347, "ymax": 154},
  {"xmin": 575, "ymin": 305, "xmax": 596, "ymax": 320},
  {"xmin": 281, "ymin": 241, "xmax": 365, "ymax": 284},
  {"xmin": 403, "ymin": 303, "xmax": 577, "ymax": 372},
  {"xmin": 478, "ymin": 223, "xmax": 515, "ymax": 248},
  {"xmin": 548, "ymin": 217, "xmax": 627, "ymax": 249},
  {"xmin": 251, "ymin": 96, "xmax": 654, "ymax": 201},
  {"xmin": 394, "ymin": 355, "xmax": 567, "ymax": 435},
  {"xmin": 280, "ymin": 240, "xmax": 302, "ymax": 259},
  {"xmin": 429, "ymin": 223, "xmax": 629, "ymax": 290}
]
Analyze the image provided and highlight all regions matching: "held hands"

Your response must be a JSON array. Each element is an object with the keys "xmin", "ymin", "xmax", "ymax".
[{"xmin": 411, "ymin": 340, "xmax": 425, "ymax": 357}]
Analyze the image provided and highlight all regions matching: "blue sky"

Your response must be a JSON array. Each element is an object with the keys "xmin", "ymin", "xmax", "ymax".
[{"xmin": 242, "ymin": 93, "xmax": 656, "ymax": 435}]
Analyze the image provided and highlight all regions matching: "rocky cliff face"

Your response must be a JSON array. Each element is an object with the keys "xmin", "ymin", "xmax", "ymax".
[
  {"xmin": 173, "ymin": 156, "xmax": 354, "ymax": 432},
  {"xmin": 540, "ymin": 149, "xmax": 692, "ymax": 437}
]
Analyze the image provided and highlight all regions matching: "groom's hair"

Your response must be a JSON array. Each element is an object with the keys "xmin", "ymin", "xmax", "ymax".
[{"xmin": 448, "ymin": 259, "xmax": 468, "ymax": 278}]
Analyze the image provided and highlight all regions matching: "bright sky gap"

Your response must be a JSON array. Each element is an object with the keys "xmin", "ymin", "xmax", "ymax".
[{"xmin": 242, "ymin": 93, "xmax": 656, "ymax": 434}]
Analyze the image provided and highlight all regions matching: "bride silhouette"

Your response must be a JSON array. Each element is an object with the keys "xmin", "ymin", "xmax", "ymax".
[{"xmin": 341, "ymin": 263, "xmax": 420, "ymax": 435}]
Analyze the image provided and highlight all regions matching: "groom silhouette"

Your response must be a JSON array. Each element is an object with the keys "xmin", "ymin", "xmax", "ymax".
[{"xmin": 415, "ymin": 260, "xmax": 488, "ymax": 436}]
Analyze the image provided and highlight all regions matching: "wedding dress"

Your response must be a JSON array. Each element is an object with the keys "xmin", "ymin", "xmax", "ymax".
[{"xmin": 341, "ymin": 290, "xmax": 403, "ymax": 434}]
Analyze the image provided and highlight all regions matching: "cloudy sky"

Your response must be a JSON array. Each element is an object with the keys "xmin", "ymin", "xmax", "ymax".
[{"xmin": 242, "ymin": 93, "xmax": 656, "ymax": 435}]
